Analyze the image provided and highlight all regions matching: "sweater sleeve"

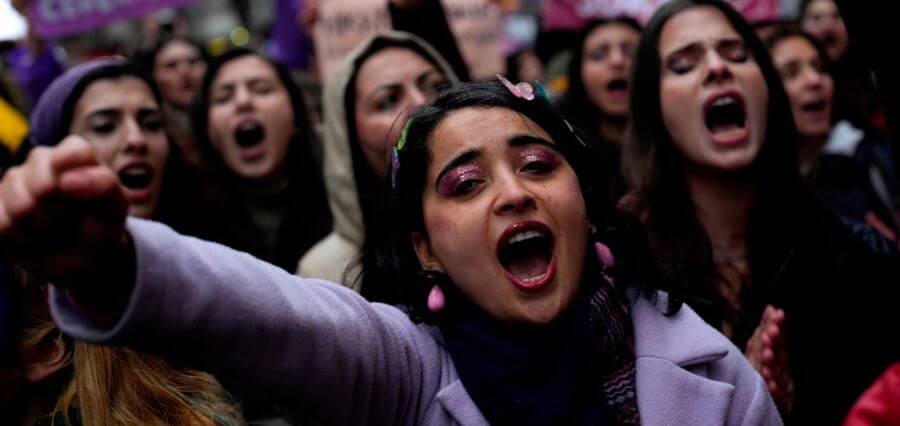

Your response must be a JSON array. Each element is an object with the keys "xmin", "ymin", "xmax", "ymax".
[{"xmin": 50, "ymin": 218, "xmax": 440, "ymax": 425}]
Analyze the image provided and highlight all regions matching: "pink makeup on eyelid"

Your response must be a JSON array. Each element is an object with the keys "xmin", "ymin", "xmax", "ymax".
[
  {"xmin": 438, "ymin": 162, "xmax": 483, "ymax": 196},
  {"xmin": 520, "ymin": 146, "xmax": 560, "ymax": 167}
]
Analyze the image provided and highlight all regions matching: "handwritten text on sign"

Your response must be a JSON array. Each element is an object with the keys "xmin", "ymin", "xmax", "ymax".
[
  {"xmin": 30, "ymin": 0, "xmax": 199, "ymax": 39},
  {"xmin": 313, "ymin": 0, "xmax": 392, "ymax": 82}
]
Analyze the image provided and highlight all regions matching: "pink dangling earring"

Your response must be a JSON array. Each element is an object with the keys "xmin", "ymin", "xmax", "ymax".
[
  {"xmin": 594, "ymin": 242, "xmax": 615, "ymax": 269},
  {"xmin": 427, "ymin": 285, "xmax": 445, "ymax": 313}
]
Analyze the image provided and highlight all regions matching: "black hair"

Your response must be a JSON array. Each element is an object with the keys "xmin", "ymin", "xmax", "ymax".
[
  {"xmin": 622, "ymin": 0, "xmax": 806, "ymax": 344},
  {"xmin": 363, "ymin": 80, "xmax": 677, "ymax": 322},
  {"xmin": 187, "ymin": 48, "xmax": 332, "ymax": 270}
]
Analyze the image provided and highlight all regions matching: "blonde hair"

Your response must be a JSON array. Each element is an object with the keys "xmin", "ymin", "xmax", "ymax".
[
  {"xmin": 53, "ymin": 345, "xmax": 244, "ymax": 426},
  {"xmin": 10, "ymin": 268, "xmax": 243, "ymax": 425}
]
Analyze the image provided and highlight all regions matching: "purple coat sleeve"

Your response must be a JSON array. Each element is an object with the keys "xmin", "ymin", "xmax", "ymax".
[{"xmin": 50, "ymin": 218, "xmax": 443, "ymax": 425}]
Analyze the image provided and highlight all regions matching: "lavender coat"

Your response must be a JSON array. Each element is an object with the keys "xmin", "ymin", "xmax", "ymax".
[{"xmin": 51, "ymin": 219, "xmax": 781, "ymax": 425}]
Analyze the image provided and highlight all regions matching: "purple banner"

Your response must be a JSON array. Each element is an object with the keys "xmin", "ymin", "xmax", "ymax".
[{"xmin": 29, "ymin": 0, "xmax": 200, "ymax": 39}]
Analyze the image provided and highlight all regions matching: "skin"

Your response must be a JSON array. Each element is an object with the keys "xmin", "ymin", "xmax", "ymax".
[
  {"xmin": 69, "ymin": 77, "xmax": 169, "ymax": 219},
  {"xmin": 771, "ymin": 36, "xmax": 834, "ymax": 141},
  {"xmin": 581, "ymin": 23, "xmax": 640, "ymax": 119},
  {"xmin": 354, "ymin": 47, "xmax": 447, "ymax": 179},
  {"xmin": 516, "ymin": 51, "xmax": 544, "ymax": 84},
  {"xmin": 658, "ymin": 6, "xmax": 792, "ymax": 412},
  {"xmin": 412, "ymin": 107, "xmax": 589, "ymax": 324},
  {"xmin": 658, "ymin": 6, "xmax": 769, "ymax": 173},
  {"xmin": 801, "ymin": 0, "xmax": 848, "ymax": 62},
  {"xmin": 207, "ymin": 55, "xmax": 295, "ymax": 183},
  {"xmin": 152, "ymin": 40, "xmax": 206, "ymax": 110}
]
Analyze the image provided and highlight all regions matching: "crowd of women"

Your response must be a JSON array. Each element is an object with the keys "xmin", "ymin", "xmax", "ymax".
[{"xmin": 1, "ymin": 0, "xmax": 899, "ymax": 424}]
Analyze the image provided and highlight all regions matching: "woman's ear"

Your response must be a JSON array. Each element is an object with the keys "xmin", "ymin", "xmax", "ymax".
[
  {"xmin": 22, "ymin": 331, "xmax": 70, "ymax": 384},
  {"xmin": 412, "ymin": 232, "xmax": 445, "ymax": 273}
]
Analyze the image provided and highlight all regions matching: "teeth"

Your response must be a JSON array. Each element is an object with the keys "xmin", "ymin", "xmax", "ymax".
[
  {"xmin": 713, "ymin": 96, "xmax": 736, "ymax": 107},
  {"xmin": 507, "ymin": 230, "xmax": 544, "ymax": 246},
  {"xmin": 121, "ymin": 167, "xmax": 149, "ymax": 176}
]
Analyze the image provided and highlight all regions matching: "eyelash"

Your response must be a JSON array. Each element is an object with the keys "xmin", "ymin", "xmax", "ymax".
[{"xmin": 667, "ymin": 46, "xmax": 750, "ymax": 74}]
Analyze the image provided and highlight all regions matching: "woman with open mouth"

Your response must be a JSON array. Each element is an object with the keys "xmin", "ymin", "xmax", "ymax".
[
  {"xmin": 1, "ymin": 77, "xmax": 780, "ymax": 425},
  {"xmin": 18, "ymin": 57, "xmax": 242, "ymax": 425},
  {"xmin": 561, "ymin": 17, "xmax": 642, "ymax": 200},
  {"xmin": 622, "ymin": 0, "xmax": 900, "ymax": 422},
  {"xmin": 184, "ymin": 48, "xmax": 332, "ymax": 272},
  {"xmin": 765, "ymin": 27, "xmax": 900, "ymax": 246},
  {"xmin": 800, "ymin": 0, "xmax": 886, "ymax": 136}
]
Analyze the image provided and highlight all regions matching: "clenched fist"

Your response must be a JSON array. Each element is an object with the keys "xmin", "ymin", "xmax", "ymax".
[{"xmin": 0, "ymin": 136, "xmax": 134, "ymax": 313}]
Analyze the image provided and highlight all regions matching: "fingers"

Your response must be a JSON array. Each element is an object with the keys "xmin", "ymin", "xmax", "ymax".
[
  {"xmin": 59, "ymin": 166, "xmax": 120, "ymax": 200},
  {"xmin": 50, "ymin": 136, "xmax": 99, "ymax": 175}
]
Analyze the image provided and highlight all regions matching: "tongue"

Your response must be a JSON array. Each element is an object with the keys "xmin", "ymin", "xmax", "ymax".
[
  {"xmin": 506, "ymin": 252, "xmax": 549, "ymax": 280},
  {"xmin": 711, "ymin": 123, "xmax": 743, "ymax": 134}
]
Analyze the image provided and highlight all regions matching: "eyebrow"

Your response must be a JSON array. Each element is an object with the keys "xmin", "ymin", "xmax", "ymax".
[
  {"xmin": 368, "ymin": 69, "xmax": 443, "ymax": 103},
  {"xmin": 415, "ymin": 69, "xmax": 441, "ymax": 86},
  {"xmin": 508, "ymin": 134, "xmax": 559, "ymax": 151},
  {"xmin": 664, "ymin": 37, "xmax": 744, "ymax": 59}
]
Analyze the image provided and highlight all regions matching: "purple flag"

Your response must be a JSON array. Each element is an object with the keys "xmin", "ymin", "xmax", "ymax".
[{"xmin": 29, "ymin": 0, "xmax": 200, "ymax": 39}]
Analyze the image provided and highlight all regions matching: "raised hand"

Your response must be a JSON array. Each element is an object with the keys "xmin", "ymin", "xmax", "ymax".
[
  {"xmin": 0, "ymin": 136, "xmax": 134, "ymax": 309},
  {"xmin": 746, "ymin": 305, "xmax": 794, "ymax": 415}
]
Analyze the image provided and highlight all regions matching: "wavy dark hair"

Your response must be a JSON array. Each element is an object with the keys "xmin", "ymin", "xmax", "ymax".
[
  {"xmin": 622, "ymin": 0, "xmax": 807, "ymax": 343},
  {"xmin": 363, "ymin": 80, "xmax": 677, "ymax": 322},
  {"xmin": 187, "ymin": 48, "xmax": 332, "ymax": 270}
]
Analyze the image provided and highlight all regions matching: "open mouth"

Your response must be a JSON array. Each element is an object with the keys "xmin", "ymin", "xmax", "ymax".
[
  {"xmin": 497, "ymin": 221, "xmax": 556, "ymax": 292},
  {"xmin": 801, "ymin": 99, "xmax": 829, "ymax": 113},
  {"xmin": 607, "ymin": 78, "xmax": 629, "ymax": 96},
  {"xmin": 118, "ymin": 164, "xmax": 154, "ymax": 190},
  {"xmin": 704, "ymin": 92, "xmax": 748, "ymax": 145},
  {"xmin": 234, "ymin": 120, "xmax": 266, "ymax": 148}
]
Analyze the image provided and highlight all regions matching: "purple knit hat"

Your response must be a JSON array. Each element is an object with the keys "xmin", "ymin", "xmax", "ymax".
[{"xmin": 28, "ymin": 57, "xmax": 127, "ymax": 148}]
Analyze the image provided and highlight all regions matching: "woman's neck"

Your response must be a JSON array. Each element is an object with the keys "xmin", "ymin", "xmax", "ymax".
[
  {"xmin": 798, "ymin": 133, "xmax": 829, "ymax": 177},
  {"xmin": 598, "ymin": 116, "xmax": 628, "ymax": 145},
  {"xmin": 685, "ymin": 170, "xmax": 753, "ymax": 254}
]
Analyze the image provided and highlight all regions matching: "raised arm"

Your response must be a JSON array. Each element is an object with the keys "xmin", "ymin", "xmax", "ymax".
[{"xmin": 0, "ymin": 137, "xmax": 442, "ymax": 425}]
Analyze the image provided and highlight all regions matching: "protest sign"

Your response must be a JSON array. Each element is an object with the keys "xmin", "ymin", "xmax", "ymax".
[
  {"xmin": 313, "ymin": 0, "xmax": 391, "ymax": 82},
  {"xmin": 29, "ymin": 0, "xmax": 199, "ymax": 39}
]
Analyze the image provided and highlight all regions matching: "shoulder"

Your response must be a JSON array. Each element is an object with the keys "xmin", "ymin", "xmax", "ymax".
[
  {"xmin": 297, "ymin": 232, "xmax": 361, "ymax": 287},
  {"xmin": 630, "ymin": 289, "xmax": 782, "ymax": 425}
]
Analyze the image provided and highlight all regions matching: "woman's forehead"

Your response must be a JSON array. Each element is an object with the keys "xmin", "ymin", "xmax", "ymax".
[
  {"xmin": 659, "ymin": 7, "xmax": 740, "ymax": 55},
  {"xmin": 428, "ymin": 108, "xmax": 552, "ymax": 162}
]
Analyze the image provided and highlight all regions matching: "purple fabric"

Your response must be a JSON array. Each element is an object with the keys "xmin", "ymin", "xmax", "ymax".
[
  {"xmin": 50, "ymin": 219, "xmax": 783, "ymax": 425},
  {"xmin": 5, "ymin": 43, "xmax": 64, "ymax": 108},
  {"xmin": 29, "ymin": 0, "xmax": 200, "ymax": 39},
  {"xmin": 28, "ymin": 57, "xmax": 125, "ymax": 148},
  {"xmin": 265, "ymin": 0, "xmax": 311, "ymax": 70}
]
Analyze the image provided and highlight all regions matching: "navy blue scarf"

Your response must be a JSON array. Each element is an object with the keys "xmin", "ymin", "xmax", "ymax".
[{"xmin": 439, "ymin": 275, "xmax": 639, "ymax": 425}]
